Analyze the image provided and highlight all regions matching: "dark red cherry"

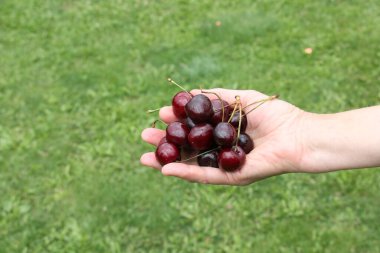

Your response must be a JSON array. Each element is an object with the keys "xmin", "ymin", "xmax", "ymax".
[
  {"xmin": 188, "ymin": 123, "xmax": 214, "ymax": 150},
  {"xmin": 211, "ymin": 99, "xmax": 231, "ymax": 125},
  {"xmin": 234, "ymin": 146, "xmax": 246, "ymax": 164},
  {"xmin": 238, "ymin": 133, "xmax": 254, "ymax": 154},
  {"xmin": 218, "ymin": 146, "xmax": 245, "ymax": 171},
  {"xmin": 184, "ymin": 117, "xmax": 196, "ymax": 129},
  {"xmin": 155, "ymin": 143, "xmax": 181, "ymax": 165},
  {"xmin": 158, "ymin": 136, "xmax": 169, "ymax": 146},
  {"xmin": 230, "ymin": 111, "xmax": 247, "ymax": 132},
  {"xmin": 166, "ymin": 121, "xmax": 190, "ymax": 147},
  {"xmin": 197, "ymin": 150, "xmax": 219, "ymax": 168},
  {"xmin": 185, "ymin": 94, "xmax": 214, "ymax": 123},
  {"xmin": 172, "ymin": 91, "xmax": 192, "ymax": 119},
  {"xmin": 213, "ymin": 122, "xmax": 236, "ymax": 147}
]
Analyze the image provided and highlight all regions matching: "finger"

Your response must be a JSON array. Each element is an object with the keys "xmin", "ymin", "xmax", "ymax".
[
  {"xmin": 141, "ymin": 128, "xmax": 166, "ymax": 146},
  {"xmin": 140, "ymin": 152, "xmax": 162, "ymax": 170},
  {"xmin": 161, "ymin": 163, "xmax": 237, "ymax": 185},
  {"xmin": 159, "ymin": 106, "xmax": 179, "ymax": 123}
]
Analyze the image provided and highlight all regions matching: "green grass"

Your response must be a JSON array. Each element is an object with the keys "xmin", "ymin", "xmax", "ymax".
[{"xmin": 1, "ymin": 0, "xmax": 380, "ymax": 252}]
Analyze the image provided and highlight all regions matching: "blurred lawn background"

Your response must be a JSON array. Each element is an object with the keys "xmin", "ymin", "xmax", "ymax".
[{"xmin": 1, "ymin": 0, "xmax": 380, "ymax": 252}]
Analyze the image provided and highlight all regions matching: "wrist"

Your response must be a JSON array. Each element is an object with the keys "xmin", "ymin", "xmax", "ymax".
[
  {"xmin": 299, "ymin": 107, "xmax": 380, "ymax": 173},
  {"xmin": 298, "ymin": 112, "xmax": 346, "ymax": 173},
  {"xmin": 300, "ymin": 113, "xmax": 357, "ymax": 173}
]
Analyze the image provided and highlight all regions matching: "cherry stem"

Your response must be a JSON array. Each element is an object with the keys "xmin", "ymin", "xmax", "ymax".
[
  {"xmin": 227, "ymin": 96, "xmax": 240, "ymax": 123},
  {"xmin": 180, "ymin": 147, "xmax": 220, "ymax": 162},
  {"xmin": 151, "ymin": 119, "xmax": 167, "ymax": 128},
  {"xmin": 146, "ymin": 108, "xmax": 161, "ymax": 113},
  {"xmin": 244, "ymin": 100, "xmax": 267, "ymax": 115},
  {"xmin": 234, "ymin": 103, "xmax": 242, "ymax": 148},
  {"xmin": 214, "ymin": 102, "xmax": 236, "ymax": 114},
  {"xmin": 167, "ymin": 78, "xmax": 192, "ymax": 97},
  {"xmin": 242, "ymin": 95, "xmax": 279, "ymax": 110},
  {"xmin": 200, "ymin": 89, "xmax": 225, "ymax": 121}
]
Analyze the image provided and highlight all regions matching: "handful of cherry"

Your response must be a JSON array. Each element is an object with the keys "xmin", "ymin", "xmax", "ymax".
[{"xmin": 151, "ymin": 79, "xmax": 277, "ymax": 172}]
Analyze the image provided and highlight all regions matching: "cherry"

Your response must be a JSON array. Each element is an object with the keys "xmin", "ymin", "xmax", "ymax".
[
  {"xmin": 166, "ymin": 121, "xmax": 190, "ymax": 147},
  {"xmin": 172, "ymin": 91, "xmax": 192, "ymax": 119},
  {"xmin": 148, "ymin": 86, "xmax": 279, "ymax": 171},
  {"xmin": 155, "ymin": 143, "xmax": 180, "ymax": 165},
  {"xmin": 185, "ymin": 94, "xmax": 214, "ymax": 123},
  {"xmin": 197, "ymin": 150, "xmax": 219, "ymax": 168},
  {"xmin": 211, "ymin": 99, "xmax": 231, "ymax": 125},
  {"xmin": 230, "ymin": 111, "xmax": 247, "ymax": 132},
  {"xmin": 213, "ymin": 122, "xmax": 236, "ymax": 147},
  {"xmin": 238, "ymin": 133, "xmax": 254, "ymax": 154},
  {"xmin": 184, "ymin": 117, "xmax": 196, "ymax": 129},
  {"xmin": 158, "ymin": 136, "xmax": 169, "ymax": 146},
  {"xmin": 218, "ymin": 146, "xmax": 245, "ymax": 171},
  {"xmin": 234, "ymin": 146, "xmax": 246, "ymax": 164},
  {"xmin": 188, "ymin": 123, "xmax": 214, "ymax": 150}
]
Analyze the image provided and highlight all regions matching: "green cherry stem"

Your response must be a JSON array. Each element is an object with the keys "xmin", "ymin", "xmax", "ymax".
[
  {"xmin": 214, "ymin": 102, "xmax": 236, "ymax": 114},
  {"xmin": 167, "ymin": 78, "xmax": 192, "ymax": 97},
  {"xmin": 244, "ymin": 100, "xmax": 267, "ymax": 115},
  {"xmin": 200, "ymin": 89, "xmax": 225, "ymax": 121},
  {"xmin": 242, "ymin": 95, "xmax": 279, "ymax": 110},
  {"xmin": 146, "ymin": 108, "xmax": 161, "ymax": 113},
  {"xmin": 234, "ymin": 102, "xmax": 242, "ymax": 148},
  {"xmin": 227, "ymin": 96, "xmax": 240, "ymax": 123},
  {"xmin": 180, "ymin": 147, "xmax": 220, "ymax": 162},
  {"xmin": 151, "ymin": 119, "xmax": 168, "ymax": 128}
]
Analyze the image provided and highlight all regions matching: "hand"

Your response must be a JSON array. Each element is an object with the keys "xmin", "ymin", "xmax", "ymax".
[{"xmin": 140, "ymin": 88, "xmax": 307, "ymax": 185}]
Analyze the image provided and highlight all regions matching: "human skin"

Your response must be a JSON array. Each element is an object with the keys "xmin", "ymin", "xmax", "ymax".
[{"xmin": 140, "ymin": 88, "xmax": 380, "ymax": 185}]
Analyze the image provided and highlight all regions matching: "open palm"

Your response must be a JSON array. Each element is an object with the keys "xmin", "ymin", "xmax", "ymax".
[{"xmin": 141, "ymin": 88, "xmax": 306, "ymax": 185}]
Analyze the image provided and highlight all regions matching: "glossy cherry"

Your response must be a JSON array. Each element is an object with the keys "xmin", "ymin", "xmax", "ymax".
[
  {"xmin": 213, "ymin": 122, "xmax": 236, "ymax": 147},
  {"xmin": 172, "ymin": 91, "xmax": 192, "ymax": 119},
  {"xmin": 211, "ymin": 99, "xmax": 231, "ymax": 125},
  {"xmin": 166, "ymin": 121, "xmax": 190, "ymax": 147},
  {"xmin": 230, "ymin": 111, "xmax": 247, "ymax": 132},
  {"xmin": 185, "ymin": 94, "xmax": 214, "ymax": 123},
  {"xmin": 238, "ymin": 133, "xmax": 254, "ymax": 154},
  {"xmin": 188, "ymin": 123, "xmax": 214, "ymax": 150},
  {"xmin": 197, "ymin": 150, "xmax": 219, "ymax": 168},
  {"xmin": 218, "ymin": 146, "xmax": 245, "ymax": 171},
  {"xmin": 234, "ymin": 146, "xmax": 246, "ymax": 164},
  {"xmin": 155, "ymin": 143, "xmax": 181, "ymax": 165}
]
